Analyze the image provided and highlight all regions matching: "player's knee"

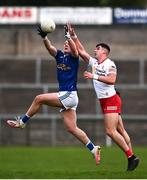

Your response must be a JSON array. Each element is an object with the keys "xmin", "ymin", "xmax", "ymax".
[
  {"xmin": 34, "ymin": 94, "xmax": 43, "ymax": 104},
  {"xmin": 66, "ymin": 126, "xmax": 76, "ymax": 134},
  {"xmin": 106, "ymin": 128, "xmax": 115, "ymax": 138},
  {"xmin": 127, "ymin": 138, "xmax": 131, "ymax": 145}
]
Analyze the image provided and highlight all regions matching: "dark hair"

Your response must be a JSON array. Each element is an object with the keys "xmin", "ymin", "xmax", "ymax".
[{"xmin": 96, "ymin": 43, "xmax": 110, "ymax": 53}]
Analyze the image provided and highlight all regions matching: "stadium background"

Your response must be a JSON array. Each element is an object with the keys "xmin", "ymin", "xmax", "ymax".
[{"xmin": 0, "ymin": 1, "xmax": 147, "ymax": 147}]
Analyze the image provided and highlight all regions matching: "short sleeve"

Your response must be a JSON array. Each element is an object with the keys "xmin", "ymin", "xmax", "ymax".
[{"xmin": 107, "ymin": 61, "xmax": 117, "ymax": 74}]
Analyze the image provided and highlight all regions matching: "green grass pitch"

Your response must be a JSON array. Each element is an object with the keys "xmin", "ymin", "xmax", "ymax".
[{"xmin": 0, "ymin": 146, "xmax": 146, "ymax": 179}]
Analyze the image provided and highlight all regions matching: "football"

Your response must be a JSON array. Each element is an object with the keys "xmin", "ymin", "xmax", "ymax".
[{"xmin": 41, "ymin": 17, "xmax": 56, "ymax": 33}]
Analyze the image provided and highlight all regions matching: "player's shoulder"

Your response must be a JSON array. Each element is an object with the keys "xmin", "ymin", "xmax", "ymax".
[
  {"xmin": 103, "ymin": 58, "xmax": 116, "ymax": 70},
  {"xmin": 55, "ymin": 49, "xmax": 64, "ymax": 57},
  {"xmin": 57, "ymin": 49, "xmax": 64, "ymax": 55},
  {"xmin": 106, "ymin": 58, "xmax": 116, "ymax": 65},
  {"xmin": 106, "ymin": 58, "xmax": 114, "ymax": 63},
  {"xmin": 89, "ymin": 56, "xmax": 97, "ymax": 63}
]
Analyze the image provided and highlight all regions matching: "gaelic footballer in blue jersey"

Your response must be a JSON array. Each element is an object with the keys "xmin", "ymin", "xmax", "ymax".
[{"xmin": 6, "ymin": 23, "xmax": 101, "ymax": 166}]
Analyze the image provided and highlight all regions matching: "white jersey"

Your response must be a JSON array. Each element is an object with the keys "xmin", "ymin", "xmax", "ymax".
[{"xmin": 89, "ymin": 57, "xmax": 116, "ymax": 99}]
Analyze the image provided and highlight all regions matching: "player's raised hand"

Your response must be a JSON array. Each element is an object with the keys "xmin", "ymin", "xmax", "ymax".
[
  {"xmin": 64, "ymin": 24, "xmax": 68, "ymax": 34},
  {"xmin": 37, "ymin": 24, "xmax": 47, "ymax": 38},
  {"xmin": 67, "ymin": 23, "xmax": 77, "ymax": 38},
  {"xmin": 64, "ymin": 24, "xmax": 71, "ymax": 40}
]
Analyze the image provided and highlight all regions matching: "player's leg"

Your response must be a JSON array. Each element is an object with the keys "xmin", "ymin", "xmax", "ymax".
[
  {"xmin": 26, "ymin": 93, "xmax": 62, "ymax": 116},
  {"xmin": 7, "ymin": 93, "xmax": 63, "ymax": 128},
  {"xmin": 61, "ymin": 109, "xmax": 101, "ymax": 165},
  {"xmin": 117, "ymin": 115, "xmax": 140, "ymax": 171},
  {"xmin": 104, "ymin": 113, "xmax": 130, "ymax": 152},
  {"xmin": 104, "ymin": 113, "xmax": 139, "ymax": 171},
  {"xmin": 61, "ymin": 109, "xmax": 89, "ymax": 144},
  {"xmin": 117, "ymin": 115, "xmax": 132, "ymax": 150}
]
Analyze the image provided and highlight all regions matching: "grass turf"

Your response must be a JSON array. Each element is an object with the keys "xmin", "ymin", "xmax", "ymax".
[{"xmin": 0, "ymin": 146, "xmax": 146, "ymax": 179}]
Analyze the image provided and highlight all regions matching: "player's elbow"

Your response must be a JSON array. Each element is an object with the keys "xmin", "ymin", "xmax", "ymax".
[
  {"xmin": 107, "ymin": 80, "xmax": 115, "ymax": 85},
  {"xmin": 107, "ymin": 76, "xmax": 116, "ymax": 85}
]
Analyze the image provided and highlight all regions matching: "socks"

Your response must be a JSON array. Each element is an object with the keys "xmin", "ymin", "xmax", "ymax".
[
  {"xmin": 126, "ymin": 149, "xmax": 133, "ymax": 158},
  {"xmin": 86, "ymin": 140, "xmax": 95, "ymax": 153},
  {"xmin": 21, "ymin": 114, "xmax": 30, "ymax": 123}
]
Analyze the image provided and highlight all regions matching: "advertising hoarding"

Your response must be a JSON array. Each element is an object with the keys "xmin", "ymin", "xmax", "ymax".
[
  {"xmin": 0, "ymin": 7, "xmax": 37, "ymax": 24},
  {"xmin": 114, "ymin": 8, "xmax": 147, "ymax": 24},
  {"xmin": 40, "ymin": 7, "xmax": 112, "ymax": 25}
]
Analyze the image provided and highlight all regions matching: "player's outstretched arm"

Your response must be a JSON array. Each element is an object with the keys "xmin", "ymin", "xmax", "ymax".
[
  {"xmin": 37, "ymin": 24, "xmax": 57, "ymax": 57},
  {"xmin": 84, "ymin": 70, "xmax": 116, "ymax": 84},
  {"xmin": 67, "ymin": 23, "xmax": 90, "ymax": 63},
  {"xmin": 64, "ymin": 25, "xmax": 78, "ymax": 57}
]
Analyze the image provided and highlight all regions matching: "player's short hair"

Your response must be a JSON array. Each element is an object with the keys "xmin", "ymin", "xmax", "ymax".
[{"xmin": 96, "ymin": 43, "xmax": 110, "ymax": 53}]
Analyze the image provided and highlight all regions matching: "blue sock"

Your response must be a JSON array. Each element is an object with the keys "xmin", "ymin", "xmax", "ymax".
[
  {"xmin": 21, "ymin": 114, "xmax": 30, "ymax": 123},
  {"xmin": 86, "ymin": 141, "xmax": 95, "ymax": 151}
]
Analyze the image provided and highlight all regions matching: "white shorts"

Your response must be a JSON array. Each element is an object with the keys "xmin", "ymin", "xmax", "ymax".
[{"xmin": 57, "ymin": 91, "xmax": 79, "ymax": 112}]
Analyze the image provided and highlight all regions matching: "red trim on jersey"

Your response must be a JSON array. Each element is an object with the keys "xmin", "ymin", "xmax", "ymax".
[{"xmin": 99, "ymin": 94, "xmax": 121, "ymax": 114}]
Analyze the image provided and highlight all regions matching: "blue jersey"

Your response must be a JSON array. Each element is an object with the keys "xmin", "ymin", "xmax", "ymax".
[{"xmin": 55, "ymin": 50, "xmax": 79, "ymax": 91}]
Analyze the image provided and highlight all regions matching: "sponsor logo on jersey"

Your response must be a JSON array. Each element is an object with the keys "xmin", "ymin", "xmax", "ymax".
[{"xmin": 57, "ymin": 63, "xmax": 71, "ymax": 71}]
